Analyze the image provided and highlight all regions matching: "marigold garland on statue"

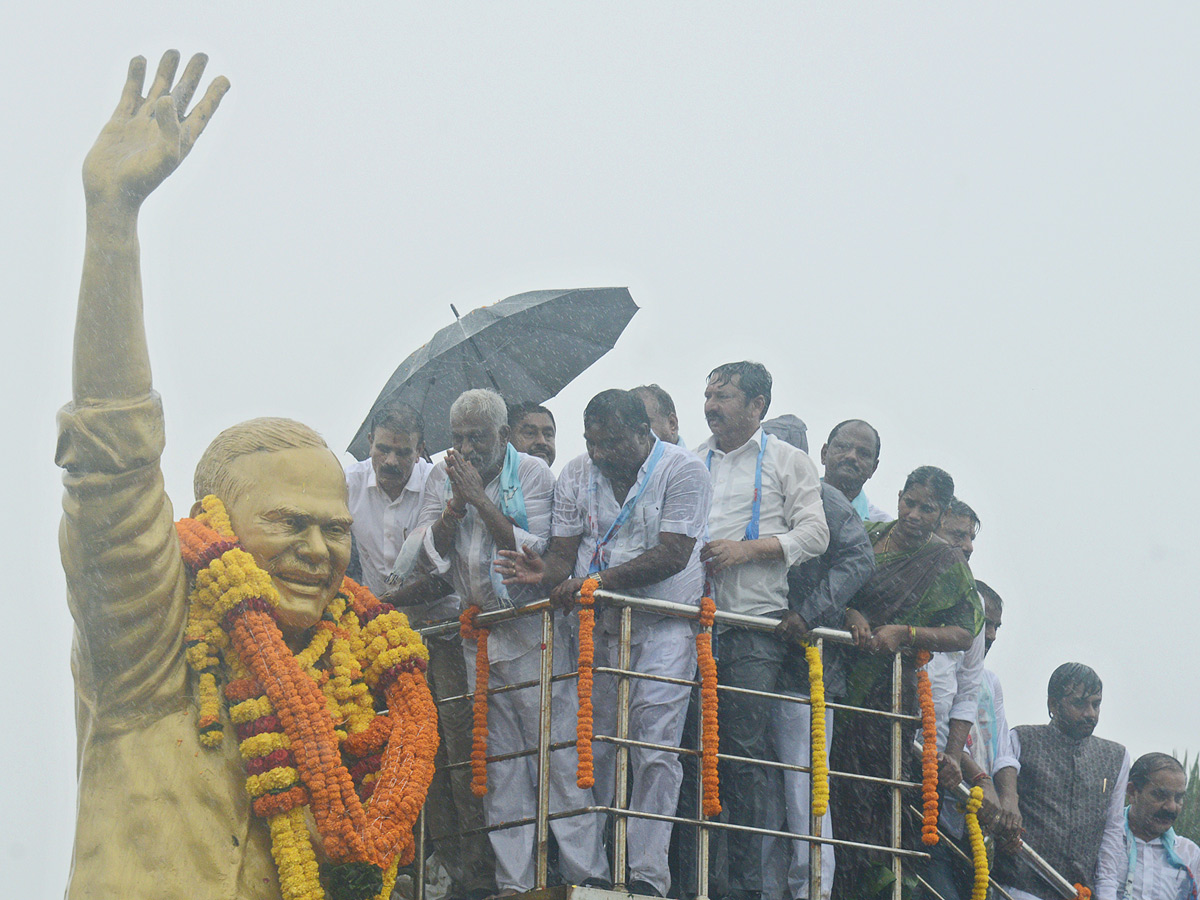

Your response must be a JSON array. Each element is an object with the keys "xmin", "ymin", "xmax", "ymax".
[
  {"xmin": 576, "ymin": 577, "xmax": 598, "ymax": 789},
  {"xmin": 804, "ymin": 641, "xmax": 829, "ymax": 817},
  {"xmin": 177, "ymin": 496, "xmax": 439, "ymax": 900},
  {"xmin": 459, "ymin": 605, "xmax": 491, "ymax": 797},
  {"xmin": 964, "ymin": 784, "xmax": 988, "ymax": 900},
  {"xmin": 697, "ymin": 596, "xmax": 721, "ymax": 817},
  {"xmin": 916, "ymin": 649, "xmax": 939, "ymax": 845}
]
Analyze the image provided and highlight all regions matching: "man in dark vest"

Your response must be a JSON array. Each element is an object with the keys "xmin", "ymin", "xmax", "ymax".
[{"xmin": 996, "ymin": 663, "xmax": 1130, "ymax": 900}]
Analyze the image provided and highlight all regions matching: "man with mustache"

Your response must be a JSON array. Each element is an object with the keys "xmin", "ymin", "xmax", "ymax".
[
  {"xmin": 820, "ymin": 419, "xmax": 891, "ymax": 522},
  {"xmin": 497, "ymin": 388, "xmax": 712, "ymax": 897},
  {"xmin": 413, "ymin": 389, "xmax": 609, "ymax": 895},
  {"xmin": 996, "ymin": 663, "xmax": 1130, "ymax": 900},
  {"xmin": 926, "ymin": 500, "xmax": 987, "ymax": 800},
  {"xmin": 1097, "ymin": 753, "xmax": 1199, "ymax": 899},
  {"xmin": 697, "ymin": 360, "xmax": 829, "ymax": 900},
  {"xmin": 508, "ymin": 400, "xmax": 558, "ymax": 468},
  {"xmin": 346, "ymin": 401, "xmax": 496, "ymax": 900}
]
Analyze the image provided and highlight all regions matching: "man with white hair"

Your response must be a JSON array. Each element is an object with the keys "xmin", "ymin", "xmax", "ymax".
[{"xmin": 413, "ymin": 389, "xmax": 609, "ymax": 894}]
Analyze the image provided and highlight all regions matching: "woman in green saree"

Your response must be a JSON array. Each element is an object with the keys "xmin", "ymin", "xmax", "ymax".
[{"xmin": 829, "ymin": 466, "xmax": 982, "ymax": 900}]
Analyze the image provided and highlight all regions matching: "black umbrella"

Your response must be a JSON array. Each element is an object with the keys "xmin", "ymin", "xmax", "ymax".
[{"xmin": 347, "ymin": 287, "xmax": 639, "ymax": 458}]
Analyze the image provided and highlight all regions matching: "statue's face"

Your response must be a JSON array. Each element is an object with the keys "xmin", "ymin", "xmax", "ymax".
[{"xmin": 223, "ymin": 447, "xmax": 353, "ymax": 638}]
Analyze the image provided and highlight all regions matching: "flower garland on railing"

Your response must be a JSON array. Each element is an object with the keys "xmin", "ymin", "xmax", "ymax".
[
  {"xmin": 964, "ymin": 784, "xmax": 988, "ymax": 900},
  {"xmin": 804, "ymin": 640, "xmax": 829, "ymax": 817},
  {"xmin": 1074, "ymin": 886, "xmax": 1092, "ymax": 900},
  {"xmin": 576, "ymin": 577, "xmax": 598, "ymax": 789},
  {"xmin": 697, "ymin": 596, "xmax": 721, "ymax": 817},
  {"xmin": 177, "ymin": 495, "xmax": 439, "ymax": 900},
  {"xmin": 459, "ymin": 605, "xmax": 490, "ymax": 797},
  {"xmin": 915, "ymin": 649, "xmax": 939, "ymax": 845}
]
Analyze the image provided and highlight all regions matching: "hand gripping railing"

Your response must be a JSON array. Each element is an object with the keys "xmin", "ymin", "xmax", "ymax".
[{"xmin": 411, "ymin": 590, "xmax": 925, "ymax": 900}]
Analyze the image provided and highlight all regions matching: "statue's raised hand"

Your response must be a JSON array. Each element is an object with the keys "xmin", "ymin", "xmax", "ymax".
[{"xmin": 83, "ymin": 51, "xmax": 229, "ymax": 212}]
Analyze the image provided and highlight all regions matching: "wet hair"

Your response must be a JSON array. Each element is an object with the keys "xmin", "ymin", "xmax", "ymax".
[
  {"xmin": 946, "ymin": 498, "xmax": 982, "ymax": 537},
  {"xmin": 450, "ymin": 389, "xmax": 507, "ymax": 431},
  {"xmin": 826, "ymin": 419, "xmax": 881, "ymax": 460},
  {"xmin": 584, "ymin": 389, "xmax": 652, "ymax": 433},
  {"xmin": 707, "ymin": 361, "xmax": 773, "ymax": 415},
  {"xmin": 1047, "ymin": 662, "xmax": 1103, "ymax": 702},
  {"xmin": 370, "ymin": 400, "xmax": 424, "ymax": 441},
  {"xmin": 1128, "ymin": 753, "xmax": 1186, "ymax": 791},
  {"xmin": 975, "ymin": 579, "xmax": 1003, "ymax": 614},
  {"xmin": 507, "ymin": 401, "xmax": 555, "ymax": 430},
  {"xmin": 901, "ymin": 466, "xmax": 955, "ymax": 511},
  {"xmin": 195, "ymin": 417, "xmax": 332, "ymax": 502},
  {"xmin": 633, "ymin": 384, "xmax": 676, "ymax": 418}
]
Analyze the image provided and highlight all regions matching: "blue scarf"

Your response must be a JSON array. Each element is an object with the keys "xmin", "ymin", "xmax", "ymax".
[{"xmin": 1123, "ymin": 807, "xmax": 1198, "ymax": 900}]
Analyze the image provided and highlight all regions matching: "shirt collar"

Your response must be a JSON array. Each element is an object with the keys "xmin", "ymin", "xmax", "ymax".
[{"xmin": 703, "ymin": 427, "xmax": 765, "ymax": 458}]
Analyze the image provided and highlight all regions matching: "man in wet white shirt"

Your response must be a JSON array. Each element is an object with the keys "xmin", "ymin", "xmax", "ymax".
[
  {"xmin": 414, "ymin": 389, "xmax": 608, "ymax": 894},
  {"xmin": 499, "ymin": 389, "xmax": 711, "ymax": 897},
  {"xmin": 1097, "ymin": 753, "xmax": 1199, "ymax": 900},
  {"xmin": 697, "ymin": 361, "xmax": 829, "ymax": 900},
  {"xmin": 346, "ymin": 401, "xmax": 494, "ymax": 899}
]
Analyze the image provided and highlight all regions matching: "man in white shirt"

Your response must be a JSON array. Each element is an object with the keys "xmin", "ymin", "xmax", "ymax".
[
  {"xmin": 1097, "ymin": 753, "xmax": 1199, "ymax": 900},
  {"xmin": 997, "ymin": 663, "xmax": 1130, "ymax": 900},
  {"xmin": 820, "ymin": 419, "xmax": 891, "ymax": 522},
  {"xmin": 414, "ymin": 389, "xmax": 609, "ymax": 894},
  {"xmin": 921, "ymin": 580, "xmax": 1021, "ymax": 900},
  {"xmin": 697, "ymin": 361, "xmax": 830, "ymax": 900},
  {"xmin": 346, "ymin": 402, "xmax": 494, "ymax": 900},
  {"xmin": 499, "ymin": 388, "xmax": 712, "ymax": 897}
]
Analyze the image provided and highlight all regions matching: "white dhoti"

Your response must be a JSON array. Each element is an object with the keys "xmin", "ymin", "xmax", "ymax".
[
  {"xmin": 761, "ymin": 697, "xmax": 836, "ymax": 900},
  {"xmin": 592, "ymin": 616, "xmax": 696, "ymax": 896},
  {"xmin": 464, "ymin": 634, "xmax": 610, "ymax": 892}
]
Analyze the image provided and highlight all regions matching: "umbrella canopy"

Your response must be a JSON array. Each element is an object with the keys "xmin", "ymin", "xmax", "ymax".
[{"xmin": 347, "ymin": 287, "xmax": 639, "ymax": 458}]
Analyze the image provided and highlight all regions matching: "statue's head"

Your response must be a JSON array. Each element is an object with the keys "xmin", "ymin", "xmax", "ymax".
[{"xmin": 194, "ymin": 418, "xmax": 352, "ymax": 638}]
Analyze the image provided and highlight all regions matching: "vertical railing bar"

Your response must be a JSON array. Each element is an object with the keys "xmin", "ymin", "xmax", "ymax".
[
  {"xmin": 613, "ymin": 605, "xmax": 633, "ymax": 888},
  {"xmin": 890, "ymin": 650, "xmax": 903, "ymax": 900},
  {"xmin": 808, "ymin": 635, "xmax": 823, "ymax": 900},
  {"xmin": 535, "ymin": 608, "xmax": 554, "ymax": 889},
  {"xmin": 415, "ymin": 804, "xmax": 427, "ymax": 900}
]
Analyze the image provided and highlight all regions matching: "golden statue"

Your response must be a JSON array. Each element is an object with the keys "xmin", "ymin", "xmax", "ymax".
[{"xmin": 57, "ymin": 51, "xmax": 438, "ymax": 900}]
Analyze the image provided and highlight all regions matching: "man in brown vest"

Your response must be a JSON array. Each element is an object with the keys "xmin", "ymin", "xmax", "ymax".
[{"xmin": 996, "ymin": 663, "xmax": 1130, "ymax": 900}]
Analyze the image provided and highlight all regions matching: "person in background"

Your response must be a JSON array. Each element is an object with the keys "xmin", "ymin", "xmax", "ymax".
[
  {"xmin": 507, "ymin": 400, "xmax": 557, "ymax": 468},
  {"xmin": 927, "ymin": 499, "xmax": 985, "ymax": 801},
  {"xmin": 820, "ymin": 419, "xmax": 890, "ymax": 522},
  {"xmin": 634, "ymin": 383, "xmax": 685, "ymax": 448},
  {"xmin": 996, "ymin": 663, "xmax": 1129, "ymax": 900},
  {"xmin": 1098, "ymin": 753, "xmax": 1198, "ymax": 899},
  {"xmin": 919, "ymin": 580, "xmax": 1021, "ymax": 900},
  {"xmin": 698, "ymin": 360, "xmax": 830, "ymax": 900},
  {"xmin": 346, "ymin": 401, "xmax": 493, "ymax": 900},
  {"xmin": 763, "ymin": 473, "xmax": 875, "ymax": 900}
]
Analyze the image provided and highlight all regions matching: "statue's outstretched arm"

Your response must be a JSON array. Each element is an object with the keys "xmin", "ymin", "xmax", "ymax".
[{"xmin": 73, "ymin": 51, "xmax": 228, "ymax": 403}]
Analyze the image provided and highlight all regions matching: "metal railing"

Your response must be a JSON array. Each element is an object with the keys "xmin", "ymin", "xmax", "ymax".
[{"xmin": 409, "ymin": 590, "xmax": 1072, "ymax": 900}]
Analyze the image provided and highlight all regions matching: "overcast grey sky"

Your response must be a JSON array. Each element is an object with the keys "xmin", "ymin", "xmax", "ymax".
[{"xmin": 5, "ymin": 3, "xmax": 1199, "ymax": 895}]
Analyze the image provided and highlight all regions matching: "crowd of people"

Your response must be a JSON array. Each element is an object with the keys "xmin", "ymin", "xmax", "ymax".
[
  {"xmin": 57, "ymin": 54, "xmax": 1194, "ymax": 900},
  {"xmin": 344, "ymin": 362, "xmax": 1198, "ymax": 900}
]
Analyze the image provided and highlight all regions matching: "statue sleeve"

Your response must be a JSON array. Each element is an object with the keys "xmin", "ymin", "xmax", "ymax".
[{"xmin": 56, "ymin": 392, "xmax": 189, "ymax": 720}]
